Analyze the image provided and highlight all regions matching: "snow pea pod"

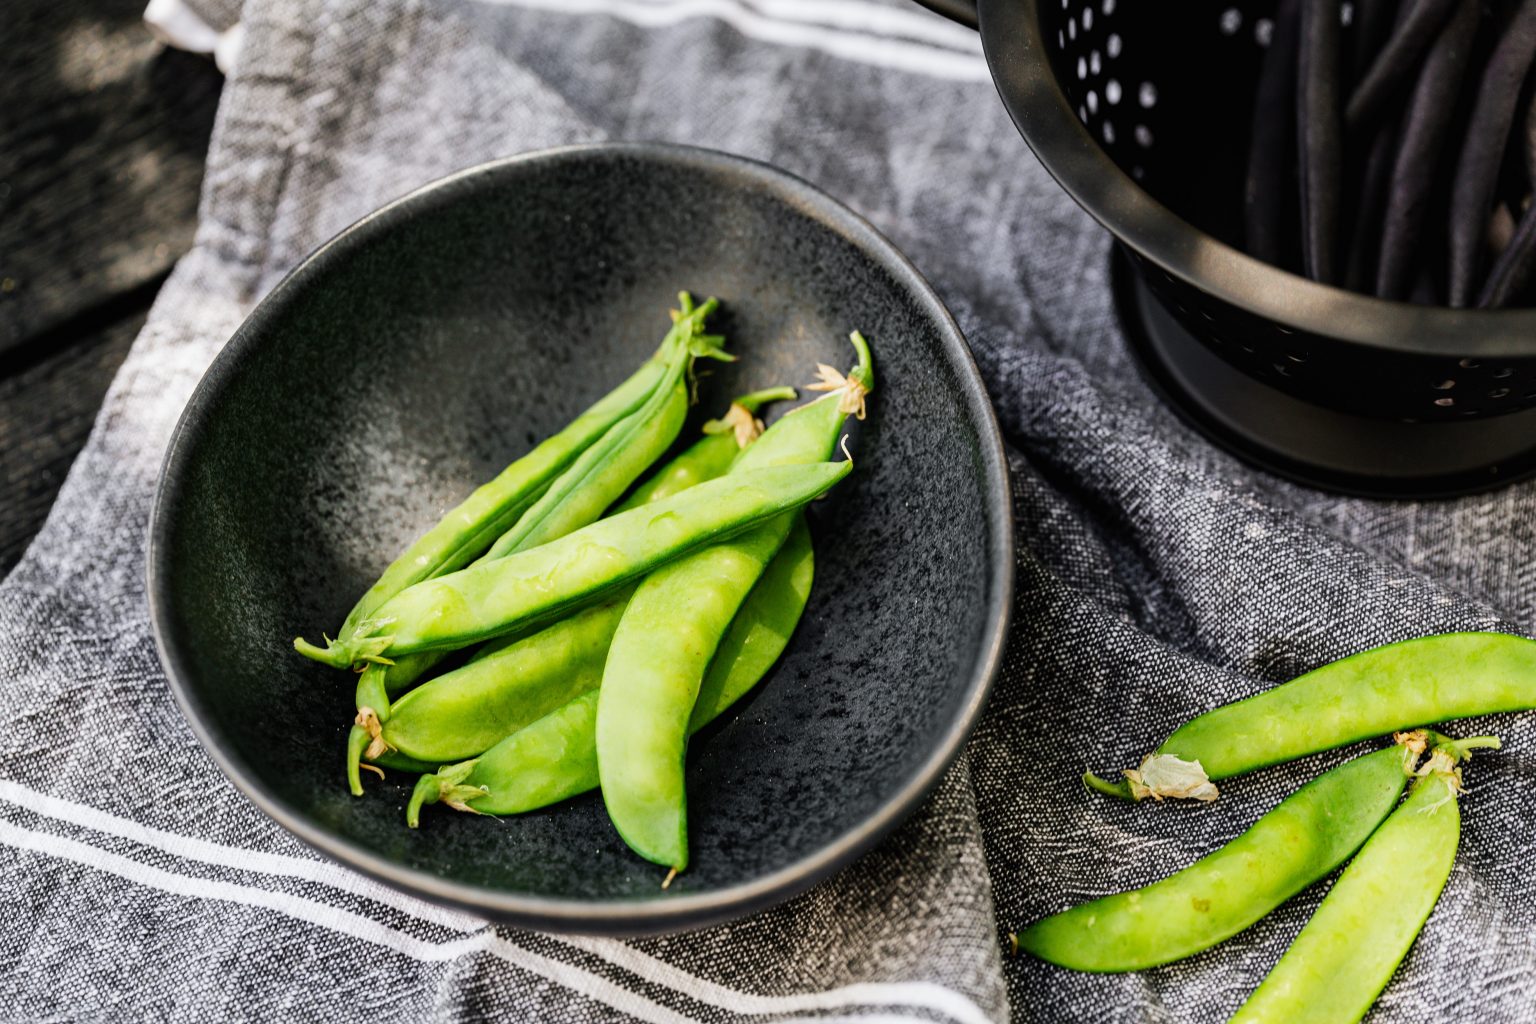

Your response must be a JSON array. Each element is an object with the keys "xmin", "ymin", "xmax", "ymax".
[
  {"xmin": 405, "ymin": 513, "xmax": 814, "ymax": 826},
  {"xmin": 362, "ymin": 388, "xmax": 797, "ymax": 775},
  {"xmin": 301, "ymin": 460, "xmax": 849, "ymax": 667},
  {"xmin": 336, "ymin": 332, "xmax": 732, "ymax": 793},
  {"xmin": 378, "ymin": 597, "xmax": 628, "ymax": 764},
  {"xmin": 595, "ymin": 333, "xmax": 871, "ymax": 872},
  {"xmin": 1013, "ymin": 745, "xmax": 1413, "ymax": 973},
  {"xmin": 330, "ymin": 295, "xmax": 712, "ymax": 644},
  {"xmin": 612, "ymin": 387, "xmax": 796, "ymax": 512},
  {"xmin": 598, "ymin": 523, "xmax": 788, "ymax": 870},
  {"xmin": 1087, "ymin": 632, "xmax": 1536, "ymax": 802},
  {"xmin": 1228, "ymin": 743, "xmax": 1474, "ymax": 1024}
]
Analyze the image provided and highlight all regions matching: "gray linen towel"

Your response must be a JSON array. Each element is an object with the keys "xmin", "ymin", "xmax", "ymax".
[{"xmin": 2, "ymin": 1, "xmax": 1532, "ymax": 1020}]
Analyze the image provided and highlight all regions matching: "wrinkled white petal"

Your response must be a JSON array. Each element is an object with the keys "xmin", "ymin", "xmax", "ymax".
[{"xmin": 1125, "ymin": 754, "xmax": 1219, "ymax": 802}]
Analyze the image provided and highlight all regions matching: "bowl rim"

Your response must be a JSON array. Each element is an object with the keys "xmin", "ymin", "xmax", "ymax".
[
  {"xmin": 977, "ymin": 0, "xmax": 1536, "ymax": 357},
  {"xmin": 147, "ymin": 141, "xmax": 1014, "ymax": 934}
]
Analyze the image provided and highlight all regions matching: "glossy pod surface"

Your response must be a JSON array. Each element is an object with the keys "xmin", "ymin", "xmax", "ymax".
[
  {"xmin": 1230, "ymin": 768, "xmax": 1461, "ymax": 1023},
  {"xmin": 1160, "ymin": 632, "xmax": 1536, "ymax": 780},
  {"xmin": 1016, "ymin": 747, "xmax": 1410, "ymax": 972},
  {"xmin": 360, "ymin": 462, "xmax": 849, "ymax": 658},
  {"xmin": 409, "ymin": 515, "xmax": 815, "ymax": 822},
  {"xmin": 597, "ymin": 521, "xmax": 791, "ymax": 869}
]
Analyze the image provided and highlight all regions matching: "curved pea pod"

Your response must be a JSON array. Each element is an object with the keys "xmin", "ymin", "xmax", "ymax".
[
  {"xmin": 595, "ymin": 334, "xmax": 871, "ymax": 872},
  {"xmin": 1087, "ymin": 632, "xmax": 1536, "ymax": 801},
  {"xmin": 303, "ymin": 460, "xmax": 849, "ymax": 666},
  {"xmin": 378, "ymin": 596, "xmax": 628, "ymax": 764},
  {"xmin": 331, "ymin": 295, "xmax": 714, "ymax": 643},
  {"xmin": 598, "ymin": 520, "xmax": 791, "ymax": 870},
  {"xmin": 1013, "ymin": 745, "xmax": 1413, "ymax": 973},
  {"xmin": 405, "ymin": 513, "xmax": 814, "ymax": 826},
  {"xmin": 1229, "ymin": 749, "xmax": 1469, "ymax": 1024}
]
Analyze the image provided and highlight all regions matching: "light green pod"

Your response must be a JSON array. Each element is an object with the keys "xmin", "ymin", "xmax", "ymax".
[
  {"xmin": 380, "ymin": 597, "xmax": 629, "ymax": 763},
  {"xmin": 301, "ymin": 462, "xmax": 848, "ymax": 666},
  {"xmin": 597, "ymin": 520, "xmax": 791, "ymax": 869},
  {"xmin": 593, "ymin": 333, "xmax": 871, "ymax": 871},
  {"xmin": 1229, "ymin": 765, "xmax": 1462, "ymax": 1024},
  {"xmin": 405, "ymin": 515, "xmax": 814, "ymax": 826},
  {"xmin": 1090, "ymin": 631, "xmax": 1536, "ymax": 800},
  {"xmin": 1014, "ymin": 746, "xmax": 1412, "ymax": 972}
]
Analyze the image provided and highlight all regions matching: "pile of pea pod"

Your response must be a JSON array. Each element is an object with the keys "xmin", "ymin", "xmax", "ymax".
[
  {"xmin": 1015, "ymin": 631, "xmax": 1536, "ymax": 1024},
  {"xmin": 294, "ymin": 292, "xmax": 873, "ymax": 878}
]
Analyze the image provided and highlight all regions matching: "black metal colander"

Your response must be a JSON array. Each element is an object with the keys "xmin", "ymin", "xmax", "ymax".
[{"xmin": 918, "ymin": 0, "xmax": 1536, "ymax": 497}]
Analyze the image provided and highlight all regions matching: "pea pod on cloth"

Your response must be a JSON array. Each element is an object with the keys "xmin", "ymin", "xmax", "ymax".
[
  {"xmin": 406, "ymin": 510, "xmax": 815, "ymax": 827},
  {"xmin": 1013, "ymin": 743, "xmax": 1415, "ymax": 973},
  {"xmin": 1087, "ymin": 631, "xmax": 1536, "ymax": 802},
  {"xmin": 596, "ymin": 332, "xmax": 872, "ymax": 874},
  {"xmin": 361, "ymin": 387, "xmax": 797, "ymax": 776},
  {"xmin": 328, "ymin": 293, "xmax": 717, "ymax": 647},
  {"xmin": 1228, "ymin": 737, "xmax": 1487, "ymax": 1024}
]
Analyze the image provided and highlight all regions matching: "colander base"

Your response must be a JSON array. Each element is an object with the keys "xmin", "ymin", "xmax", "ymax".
[{"xmin": 1114, "ymin": 247, "xmax": 1536, "ymax": 498}]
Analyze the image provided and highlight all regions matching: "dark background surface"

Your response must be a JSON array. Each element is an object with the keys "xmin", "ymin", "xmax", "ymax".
[{"xmin": 0, "ymin": 0, "xmax": 223, "ymax": 572}]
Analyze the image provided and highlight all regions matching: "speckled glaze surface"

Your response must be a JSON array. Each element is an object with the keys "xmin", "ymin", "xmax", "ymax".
[{"xmin": 148, "ymin": 144, "xmax": 1012, "ymax": 935}]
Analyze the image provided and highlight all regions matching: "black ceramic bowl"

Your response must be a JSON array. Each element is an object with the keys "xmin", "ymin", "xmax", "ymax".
[{"xmin": 148, "ymin": 143, "xmax": 1012, "ymax": 935}]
